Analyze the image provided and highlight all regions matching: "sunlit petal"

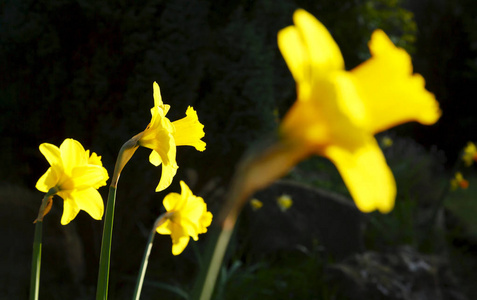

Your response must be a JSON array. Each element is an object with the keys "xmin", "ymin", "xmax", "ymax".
[
  {"xmin": 149, "ymin": 150, "xmax": 162, "ymax": 167},
  {"xmin": 293, "ymin": 9, "xmax": 344, "ymax": 75},
  {"xmin": 324, "ymin": 139, "xmax": 396, "ymax": 213},
  {"xmin": 155, "ymin": 161, "xmax": 178, "ymax": 192},
  {"xmin": 60, "ymin": 138, "xmax": 87, "ymax": 173},
  {"xmin": 352, "ymin": 30, "xmax": 441, "ymax": 133},
  {"xmin": 172, "ymin": 106, "xmax": 206, "ymax": 151},
  {"xmin": 71, "ymin": 188, "xmax": 104, "ymax": 220},
  {"xmin": 39, "ymin": 143, "xmax": 62, "ymax": 167},
  {"xmin": 60, "ymin": 197, "xmax": 81, "ymax": 225}
]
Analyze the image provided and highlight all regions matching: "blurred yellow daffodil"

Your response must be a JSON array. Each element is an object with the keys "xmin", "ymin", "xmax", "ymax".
[
  {"xmin": 450, "ymin": 172, "xmax": 469, "ymax": 190},
  {"xmin": 156, "ymin": 181, "xmax": 212, "ymax": 255},
  {"xmin": 250, "ymin": 198, "xmax": 263, "ymax": 211},
  {"xmin": 277, "ymin": 9, "xmax": 441, "ymax": 213},
  {"xmin": 138, "ymin": 82, "xmax": 206, "ymax": 192},
  {"xmin": 276, "ymin": 194, "xmax": 293, "ymax": 212},
  {"xmin": 462, "ymin": 142, "xmax": 477, "ymax": 167},
  {"xmin": 381, "ymin": 136, "xmax": 394, "ymax": 148},
  {"xmin": 35, "ymin": 138, "xmax": 109, "ymax": 225}
]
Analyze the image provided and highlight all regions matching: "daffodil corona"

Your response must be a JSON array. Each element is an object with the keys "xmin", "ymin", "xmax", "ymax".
[
  {"xmin": 156, "ymin": 181, "xmax": 212, "ymax": 255},
  {"xmin": 138, "ymin": 82, "xmax": 206, "ymax": 192},
  {"xmin": 35, "ymin": 138, "xmax": 109, "ymax": 225},
  {"xmin": 278, "ymin": 9, "xmax": 441, "ymax": 213}
]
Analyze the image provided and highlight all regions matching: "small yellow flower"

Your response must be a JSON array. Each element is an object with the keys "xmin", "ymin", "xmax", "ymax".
[
  {"xmin": 277, "ymin": 9, "xmax": 441, "ymax": 213},
  {"xmin": 381, "ymin": 136, "xmax": 393, "ymax": 148},
  {"xmin": 35, "ymin": 138, "xmax": 109, "ymax": 225},
  {"xmin": 276, "ymin": 194, "xmax": 293, "ymax": 212},
  {"xmin": 462, "ymin": 142, "xmax": 477, "ymax": 167},
  {"xmin": 156, "ymin": 181, "xmax": 212, "ymax": 255},
  {"xmin": 250, "ymin": 198, "xmax": 263, "ymax": 211},
  {"xmin": 139, "ymin": 82, "xmax": 206, "ymax": 192},
  {"xmin": 450, "ymin": 172, "xmax": 469, "ymax": 190}
]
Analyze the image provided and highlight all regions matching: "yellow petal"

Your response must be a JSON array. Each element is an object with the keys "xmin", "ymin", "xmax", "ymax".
[
  {"xmin": 60, "ymin": 196, "xmax": 81, "ymax": 225},
  {"xmin": 324, "ymin": 139, "xmax": 396, "ymax": 213},
  {"xmin": 278, "ymin": 25, "xmax": 309, "ymax": 84},
  {"xmin": 293, "ymin": 9, "xmax": 344, "ymax": 75},
  {"xmin": 39, "ymin": 143, "xmax": 62, "ymax": 167},
  {"xmin": 71, "ymin": 165, "xmax": 109, "ymax": 189},
  {"xmin": 70, "ymin": 188, "xmax": 104, "ymax": 220},
  {"xmin": 162, "ymin": 193, "xmax": 183, "ymax": 212},
  {"xmin": 60, "ymin": 139, "xmax": 87, "ymax": 173},
  {"xmin": 149, "ymin": 150, "xmax": 162, "ymax": 167},
  {"xmin": 153, "ymin": 81, "xmax": 164, "ymax": 108},
  {"xmin": 35, "ymin": 167, "xmax": 59, "ymax": 192},
  {"xmin": 172, "ymin": 235, "xmax": 190, "ymax": 256},
  {"xmin": 156, "ymin": 218, "xmax": 173, "ymax": 235},
  {"xmin": 172, "ymin": 106, "xmax": 206, "ymax": 151},
  {"xmin": 351, "ymin": 30, "xmax": 441, "ymax": 133},
  {"xmin": 155, "ymin": 161, "xmax": 179, "ymax": 192}
]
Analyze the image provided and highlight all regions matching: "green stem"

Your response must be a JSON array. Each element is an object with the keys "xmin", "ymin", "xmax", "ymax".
[
  {"xmin": 96, "ymin": 138, "xmax": 139, "ymax": 300},
  {"xmin": 29, "ymin": 188, "xmax": 57, "ymax": 300},
  {"xmin": 96, "ymin": 186, "xmax": 117, "ymax": 300},
  {"xmin": 29, "ymin": 220, "xmax": 43, "ymax": 300},
  {"xmin": 132, "ymin": 214, "xmax": 170, "ymax": 300}
]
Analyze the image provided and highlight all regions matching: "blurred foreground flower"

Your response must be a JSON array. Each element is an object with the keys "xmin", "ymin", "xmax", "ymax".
[
  {"xmin": 462, "ymin": 142, "xmax": 477, "ymax": 167},
  {"xmin": 451, "ymin": 172, "xmax": 469, "ymax": 190},
  {"xmin": 137, "ymin": 82, "xmax": 206, "ymax": 192},
  {"xmin": 156, "ymin": 181, "xmax": 212, "ymax": 255},
  {"xmin": 277, "ymin": 9, "xmax": 441, "ymax": 213},
  {"xmin": 276, "ymin": 194, "xmax": 293, "ymax": 212},
  {"xmin": 35, "ymin": 138, "xmax": 109, "ymax": 225}
]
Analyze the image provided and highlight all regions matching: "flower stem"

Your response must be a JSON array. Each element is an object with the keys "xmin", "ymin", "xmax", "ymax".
[
  {"xmin": 132, "ymin": 214, "xmax": 169, "ymax": 300},
  {"xmin": 96, "ymin": 138, "xmax": 139, "ymax": 300},
  {"xmin": 29, "ymin": 220, "xmax": 43, "ymax": 300},
  {"xmin": 96, "ymin": 186, "xmax": 117, "ymax": 300},
  {"xmin": 30, "ymin": 188, "xmax": 57, "ymax": 300}
]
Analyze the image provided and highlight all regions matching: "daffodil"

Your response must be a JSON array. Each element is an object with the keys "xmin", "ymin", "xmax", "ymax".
[
  {"xmin": 276, "ymin": 194, "xmax": 293, "ymax": 212},
  {"xmin": 277, "ymin": 9, "xmax": 441, "ymax": 213},
  {"xmin": 250, "ymin": 198, "xmax": 263, "ymax": 211},
  {"xmin": 156, "ymin": 181, "xmax": 212, "ymax": 255},
  {"xmin": 450, "ymin": 172, "xmax": 469, "ymax": 190},
  {"xmin": 138, "ymin": 82, "xmax": 206, "ymax": 192},
  {"xmin": 35, "ymin": 138, "xmax": 109, "ymax": 225},
  {"xmin": 462, "ymin": 142, "xmax": 477, "ymax": 166}
]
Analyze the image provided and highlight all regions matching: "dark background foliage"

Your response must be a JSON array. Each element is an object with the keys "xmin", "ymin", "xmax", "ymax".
[{"xmin": 1, "ymin": 0, "xmax": 477, "ymax": 299}]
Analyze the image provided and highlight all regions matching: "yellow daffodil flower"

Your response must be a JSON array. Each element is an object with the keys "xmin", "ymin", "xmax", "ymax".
[
  {"xmin": 250, "ymin": 198, "xmax": 263, "ymax": 211},
  {"xmin": 277, "ymin": 9, "xmax": 441, "ymax": 213},
  {"xmin": 450, "ymin": 172, "xmax": 469, "ymax": 190},
  {"xmin": 276, "ymin": 194, "xmax": 293, "ymax": 212},
  {"xmin": 462, "ymin": 142, "xmax": 477, "ymax": 167},
  {"xmin": 138, "ymin": 82, "xmax": 206, "ymax": 192},
  {"xmin": 156, "ymin": 181, "xmax": 212, "ymax": 255},
  {"xmin": 35, "ymin": 138, "xmax": 109, "ymax": 225},
  {"xmin": 381, "ymin": 136, "xmax": 394, "ymax": 148}
]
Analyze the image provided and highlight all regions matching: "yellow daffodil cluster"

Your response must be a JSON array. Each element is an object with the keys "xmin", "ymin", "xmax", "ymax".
[
  {"xmin": 138, "ymin": 82, "xmax": 206, "ymax": 192},
  {"xmin": 450, "ymin": 172, "xmax": 469, "ymax": 190},
  {"xmin": 36, "ymin": 138, "xmax": 109, "ymax": 225},
  {"xmin": 277, "ymin": 9, "xmax": 441, "ymax": 213},
  {"xmin": 250, "ymin": 198, "xmax": 264, "ymax": 211},
  {"xmin": 276, "ymin": 194, "xmax": 293, "ymax": 212},
  {"xmin": 156, "ymin": 181, "xmax": 213, "ymax": 255},
  {"xmin": 462, "ymin": 142, "xmax": 477, "ymax": 167}
]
